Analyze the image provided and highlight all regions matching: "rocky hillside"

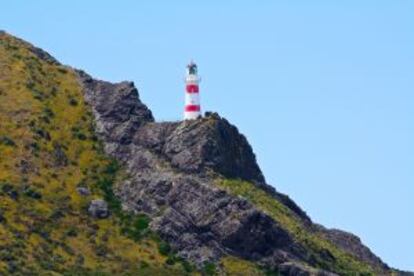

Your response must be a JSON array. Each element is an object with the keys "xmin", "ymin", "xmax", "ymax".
[{"xmin": 0, "ymin": 31, "xmax": 409, "ymax": 275}]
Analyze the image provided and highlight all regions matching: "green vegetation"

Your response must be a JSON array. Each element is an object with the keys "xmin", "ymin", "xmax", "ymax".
[
  {"xmin": 0, "ymin": 31, "xmax": 267, "ymax": 276},
  {"xmin": 0, "ymin": 31, "xmax": 386, "ymax": 275},
  {"xmin": 220, "ymin": 257, "xmax": 264, "ymax": 276},
  {"xmin": 0, "ymin": 32, "xmax": 192, "ymax": 275},
  {"xmin": 202, "ymin": 262, "xmax": 217, "ymax": 276},
  {"xmin": 217, "ymin": 179, "xmax": 377, "ymax": 275},
  {"xmin": 158, "ymin": 240, "xmax": 172, "ymax": 256},
  {"xmin": 0, "ymin": 136, "xmax": 16, "ymax": 147}
]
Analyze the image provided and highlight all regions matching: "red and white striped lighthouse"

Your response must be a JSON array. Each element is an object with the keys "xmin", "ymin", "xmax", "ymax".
[{"xmin": 184, "ymin": 61, "xmax": 201, "ymax": 120}]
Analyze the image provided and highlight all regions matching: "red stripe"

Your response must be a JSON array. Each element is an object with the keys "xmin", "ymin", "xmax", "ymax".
[
  {"xmin": 185, "ymin": 105, "xmax": 200, "ymax": 112},
  {"xmin": 186, "ymin": 84, "xmax": 199, "ymax": 93}
]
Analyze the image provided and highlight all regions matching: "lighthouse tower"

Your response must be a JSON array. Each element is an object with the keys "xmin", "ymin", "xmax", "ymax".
[{"xmin": 184, "ymin": 61, "xmax": 201, "ymax": 120}]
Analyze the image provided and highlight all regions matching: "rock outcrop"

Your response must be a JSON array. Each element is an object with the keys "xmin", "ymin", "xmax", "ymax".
[
  {"xmin": 78, "ymin": 71, "xmax": 307, "ymax": 269},
  {"xmin": 161, "ymin": 113, "xmax": 265, "ymax": 183},
  {"xmin": 315, "ymin": 225, "xmax": 390, "ymax": 271},
  {"xmin": 77, "ymin": 71, "xmax": 392, "ymax": 275},
  {"xmin": 1, "ymin": 29, "xmax": 403, "ymax": 275},
  {"xmin": 88, "ymin": 199, "xmax": 110, "ymax": 219},
  {"xmin": 77, "ymin": 69, "xmax": 154, "ymax": 145}
]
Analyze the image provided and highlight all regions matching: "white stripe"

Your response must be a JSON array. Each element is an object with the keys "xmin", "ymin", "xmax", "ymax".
[
  {"xmin": 184, "ymin": 111, "xmax": 201, "ymax": 120},
  {"xmin": 185, "ymin": 93, "xmax": 200, "ymax": 105}
]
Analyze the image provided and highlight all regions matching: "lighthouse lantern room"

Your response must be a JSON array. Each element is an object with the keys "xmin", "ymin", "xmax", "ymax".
[{"xmin": 184, "ymin": 61, "xmax": 201, "ymax": 120}]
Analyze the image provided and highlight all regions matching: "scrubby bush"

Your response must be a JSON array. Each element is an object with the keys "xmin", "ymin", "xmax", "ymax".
[
  {"xmin": 23, "ymin": 187, "xmax": 42, "ymax": 199},
  {"xmin": 120, "ymin": 214, "xmax": 150, "ymax": 241},
  {"xmin": 69, "ymin": 98, "xmax": 78, "ymax": 106},
  {"xmin": 71, "ymin": 127, "xmax": 87, "ymax": 140},
  {"xmin": 0, "ymin": 136, "xmax": 16, "ymax": 146},
  {"xmin": 202, "ymin": 262, "xmax": 217, "ymax": 276},
  {"xmin": 157, "ymin": 241, "xmax": 171, "ymax": 256},
  {"xmin": 57, "ymin": 68, "xmax": 68, "ymax": 74}
]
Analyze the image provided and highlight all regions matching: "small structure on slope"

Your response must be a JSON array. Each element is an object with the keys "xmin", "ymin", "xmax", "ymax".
[{"xmin": 184, "ymin": 61, "xmax": 201, "ymax": 120}]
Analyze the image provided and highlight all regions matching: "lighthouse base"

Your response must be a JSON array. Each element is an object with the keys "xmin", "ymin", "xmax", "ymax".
[{"xmin": 184, "ymin": 111, "xmax": 201, "ymax": 120}]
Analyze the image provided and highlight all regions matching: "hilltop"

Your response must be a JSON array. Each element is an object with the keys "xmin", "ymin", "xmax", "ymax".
[{"xmin": 0, "ymin": 31, "xmax": 409, "ymax": 275}]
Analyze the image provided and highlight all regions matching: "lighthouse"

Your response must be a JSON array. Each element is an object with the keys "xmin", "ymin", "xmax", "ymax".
[{"xmin": 184, "ymin": 61, "xmax": 201, "ymax": 120}]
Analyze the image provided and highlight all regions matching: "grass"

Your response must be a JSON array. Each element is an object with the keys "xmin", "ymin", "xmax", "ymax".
[
  {"xmin": 220, "ymin": 257, "xmax": 264, "ymax": 276},
  {"xmin": 0, "ymin": 31, "xmax": 381, "ymax": 276},
  {"xmin": 0, "ymin": 32, "xmax": 193, "ymax": 275}
]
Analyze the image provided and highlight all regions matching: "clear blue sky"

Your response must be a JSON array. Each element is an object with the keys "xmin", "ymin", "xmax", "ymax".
[{"xmin": 1, "ymin": 1, "xmax": 413, "ymax": 271}]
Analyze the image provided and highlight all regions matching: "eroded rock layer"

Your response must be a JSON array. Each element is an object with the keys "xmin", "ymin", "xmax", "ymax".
[{"xmin": 78, "ymin": 71, "xmax": 392, "ymax": 275}]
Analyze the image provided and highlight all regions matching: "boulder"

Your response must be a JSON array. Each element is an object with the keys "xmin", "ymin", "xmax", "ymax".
[{"xmin": 88, "ymin": 199, "xmax": 109, "ymax": 219}]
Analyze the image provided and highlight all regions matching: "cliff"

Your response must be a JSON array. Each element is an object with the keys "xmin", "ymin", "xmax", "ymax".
[
  {"xmin": 0, "ymin": 30, "xmax": 409, "ymax": 275},
  {"xmin": 76, "ymin": 68, "xmax": 392, "ymax": 275}
]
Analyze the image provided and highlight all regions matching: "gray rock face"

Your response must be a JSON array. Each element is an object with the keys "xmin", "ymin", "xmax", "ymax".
[
  {"xmin": 77, "ymin": 71, "xmax": 306, "ymax": 268},
  {"xmin": 315, "ymin": 225, "xmax": 389, "ymax": 271},
  {"xmin": 278, "ymin": 262, "xmax": 337, "ymax": 276},
  {"xmin": 161, "ymin": 114, "xmax": 265, "ymax": 183},
  {"xmin": 77, "ymin": 69, "xmax": 154, "ymax": 145},
  {"xmin": 88, "ymin": 199, "xmax": 109, "ymax": 219},
  {"xmin": 130, "ymin": 114, "xmax": 265, "ymax": 184},
  {"xmin": 110, "ymin": 140, "xmax": 304, "ymax": 269},
  {"xmin": 77, "ymin": 71, "xmax": 390, "ymax": 274},
  {"xmin": 396, "ymin": 271, "xmax": 414, "ymax": 276}
]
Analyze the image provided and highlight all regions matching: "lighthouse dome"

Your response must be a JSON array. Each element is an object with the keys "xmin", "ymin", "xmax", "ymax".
[{"xmin": 187, "ymin": 61, "xmax": 198, "ymax": 75}]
